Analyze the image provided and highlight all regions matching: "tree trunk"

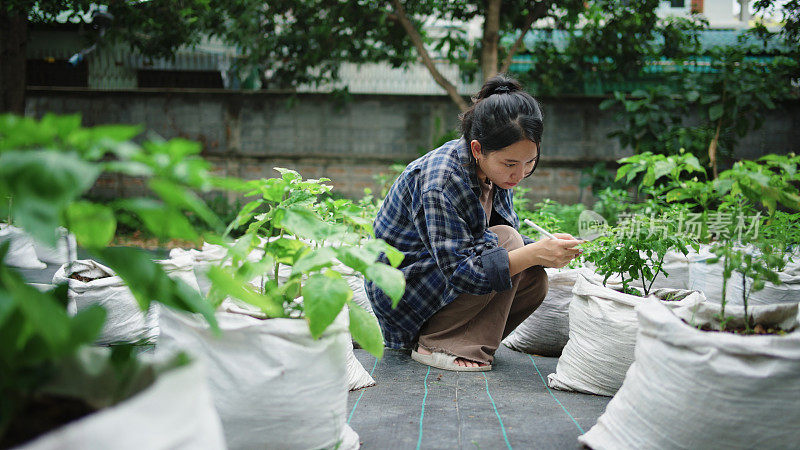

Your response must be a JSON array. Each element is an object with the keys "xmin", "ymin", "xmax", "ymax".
[
  {"xmin": 0, "ymin": 8, "xmax": 28, "ymax": 115},
  {"xmin": 499, "ymin": 1, "xmax": 552, "ymax": 74},
  {"xmin": 389, "ymin": 0, "xmax": 469, "ymax": 111},
  {"xmin": 481, "ymin": 0, "xmax": 502, "ymax": 80}
]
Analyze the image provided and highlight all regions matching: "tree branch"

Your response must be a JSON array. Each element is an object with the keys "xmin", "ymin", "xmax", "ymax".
[
  {"xmin": 389, "ymin": 0, "xmax": 469, "ymax": 111},
  {"xmin": 499, "ymin": 1, "xmax": 551, "ymax": 75}
]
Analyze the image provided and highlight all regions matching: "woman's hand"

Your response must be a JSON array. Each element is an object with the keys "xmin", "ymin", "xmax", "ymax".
[
  {"xmin": 508, "ymin": 236, "xmax": 583, "ymax": 274},
  {"xmin": 529, "ymin": 238, "xmax": 582, "ymax": 268}
]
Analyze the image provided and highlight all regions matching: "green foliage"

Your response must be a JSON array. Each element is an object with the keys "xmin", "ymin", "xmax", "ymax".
[
  {"xmin": 591, "ymin": 187, "xmax": 633, "ymax": 226},
  {"xmin": 0, "ymin": 113, "xmax": 248, "ymax": 444},
  {"xmin": 617, "ymin": 150, "xmax": 706, "ymax": 189},
  {"xmin": 514, "ymin": 187, "xmax": 563, "ymax": 238},
  {"xmin": 215, "ymin": 168, "xmax": 405, "ymax": 358},
  {"xmin": 582, "ymin": 214, "xmax": 698, "ymax": 296}
]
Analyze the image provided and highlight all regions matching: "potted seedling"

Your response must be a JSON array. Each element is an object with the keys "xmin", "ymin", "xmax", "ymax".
[
  {"xmin": 157, "ymin": 168, "xmax": 405, "ymax": 450},
  {"xmin": 547, "ymin": 214, "xmax": 705, "ymax": 396},
  {"xmin": 0, "ymin": 114, "xmax": 233, "ymax": 448}
]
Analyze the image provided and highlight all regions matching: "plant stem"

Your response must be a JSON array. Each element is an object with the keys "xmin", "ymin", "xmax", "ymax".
[
  {"xmin": 742, "ymin": 271, "xmax": 751, "ymax": 332},
  {"xmin": 273, "ymin": 229, "xmax": 284, "ymax": 285},
  {"xmin": 720, "ymin": 252, "xmax": 729, "ymax": 331}
]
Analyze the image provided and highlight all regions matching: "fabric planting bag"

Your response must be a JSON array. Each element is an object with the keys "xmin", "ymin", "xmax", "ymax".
[
  {"xmin": 688, "ymin": 244, "xmax": 743, "ymax": 304},
  {"xmin": 32, "ymin": 227, "xmax": 78, "ymax": 265},
  {"xmin": 547, "ymin": 272, "xmax": 706, "ymax": 396},
  {"xmin": 171, "ymin": 239, "xmax": 376, "ymax": 392},
  {"xmin": 52, "ymin": 260, "xmax": 158, "ymax": 345},
  {"xmin": 729, "ymin": 251, "xmax": 800, "ymax": 306},
  {"xmin": 223, "ymin": 295, "xmax": 375, "ymax": 392},
  {"xmin": 156, "ymin": 302, "xmax": 361, "ymax": 450},
  {"xmin": 503, "ymin": 267, "xmax": 595, "ymax": 357},
  {"xmin": 170, "ymin": 243, "xmax": 227, "ymax": 298},
  {"xmin": 157, "ymin": 252, "xmax": 202, "ymax": 294},
  {"xmin": 17, "ymin": 350, "xmax": 226, "ymax": 450},
  {"xmin": 247, "ymin": 237, "xmax": 376, "ymax": 390},
  {"xmin": 0, "ymin": 224, "xmax": 47, "ymax": 269},
  {"xmin": 643, "ymin": 249, "xmax": 692, "ymax": 291},
  {"xmin": 579, "ymin": 298, "xmax": 800, "ymax": 450}
]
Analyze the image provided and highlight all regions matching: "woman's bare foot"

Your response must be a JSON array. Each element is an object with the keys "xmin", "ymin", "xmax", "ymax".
[{"xmin": 415, "ymin": 346, "xmax": 488, "ymax": 368}]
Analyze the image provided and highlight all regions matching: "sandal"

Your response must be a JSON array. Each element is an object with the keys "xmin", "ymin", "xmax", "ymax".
[{"xmin": 411, "ymin": 349, "xmax": 492, "ymax": 372}]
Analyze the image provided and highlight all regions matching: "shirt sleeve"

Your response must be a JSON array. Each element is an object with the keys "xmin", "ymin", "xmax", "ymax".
[{"xmin": 415, "ymin": 185, "xmax": 512, "ymax": 295}]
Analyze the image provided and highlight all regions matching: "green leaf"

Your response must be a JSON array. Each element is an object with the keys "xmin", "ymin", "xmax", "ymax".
[
  {"xmin": 261, "ymin": 178, "xmax": 289, "ymax": 203},
  {"xmin": 304, "ymin": 271, "xmax": 350, "ymax": 339},
  {"xmin": 265, "ymin": 238, "xmax": 309, "ymax": 265},
  {"xmin": 116, "ymin": 198, "xmax": 198, "ymax": 241},
  {"xmin": 615, "ymin": 164, "xmax": 634, "ymax": 182},
  {"xmin": 642, "ymin": 167, "xmax": 656, "ymax": 187},
  {"xmin": 292, "ymin": 247, "xmax": 337, "ymax": 275},
  {"xmin": 66, "ymin": 201, "xmax": 116, "ymax": 248},
  {"xmin": 148, "ymin": 179, "xmax": 223, "ymax": 232},
  {"xmin": 335, "ymin": 246, "xmax": 376, "ymax": 273},
  {"xmin": 68, "ymin": 305, "xmax": 107, "ymax": 347},
  {"xmin": 755, "ymin": 92, "xmax": 776, "ymax": 109},
  {"xmin": 653, "ymin": 160, "xmax": 674, "ymax": 182},
  {"xmin": 96, "ymin": 247, "xmax": 219, "ymax": 331},
  {"xmin": 13, "ymin": 283, "xmax": 72, "ymax": 351},
  {"xmin": 365, "ymin": 263, "xmax": 405, "ymax": 307},
  {"xmin": 0, "ymin": 150, "xmax": 100, "ymax": 245},
  {"xmin": 278, "ymin": 207, "xmax": 335, "ymax": 241},
  {"xmin": 709, "ymin": 104, "xmax": 724, "ymax": 121},
  {"xmin": 347, "ymin": 300, "xmax": 384, "ymax": 358},
  {"xmin": 206, "ymin": 266, "xmax": 284, "ymax": 317},
  {"xmin": 274, "ymin": 167, "xmax": 302, "ymax": 183}
]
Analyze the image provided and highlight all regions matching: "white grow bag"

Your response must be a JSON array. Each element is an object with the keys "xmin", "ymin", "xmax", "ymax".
[
  {"xmin": 579, "ymin": 298, "xmax": 800, "ymax": 450},
  {"xmin": 547, "ymin": 273, "xmax": 706, "ymax": 396},
  {"xmin": 730, "ymin": 253, "xmax": 800, "ymax": 306},
  {"xmin": 645, "ymin": 249, "xmax": 691, "ymax": 291},
  {"xmin": 0, "ymin": 224, "xmax": 47, "ymax": 269},
  {"xmin": 33, "ymin": 227, "xmax": 77, "ymax": 265},
  {"xmin": 53, "ymin": 260, "xmax": 158, "ymax": 345},
  {"xmin": 18, "ymin": 358, "xmax": 226, "ymax": 450},
  {"xmin": 157, "ymin": 305, "xmax": 360, "ymax": 450},
  {"xmin": 688, "ymin": 244, "xmax": 743, "ymax": 304},
  {"xmin": 503, "ymin": 267, "xmax": 592, "ymax": 356}
]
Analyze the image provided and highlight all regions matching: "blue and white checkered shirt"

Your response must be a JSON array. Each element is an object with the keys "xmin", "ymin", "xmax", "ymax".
[{"xmin": 366, "ymin": 138, "xmax": 534, "ymax": 349}]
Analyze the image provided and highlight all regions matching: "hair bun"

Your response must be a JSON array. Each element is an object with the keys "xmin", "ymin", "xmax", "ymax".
[{"xmin": 473, "ymin": 74, "xmax": 522, "ymax": 101}]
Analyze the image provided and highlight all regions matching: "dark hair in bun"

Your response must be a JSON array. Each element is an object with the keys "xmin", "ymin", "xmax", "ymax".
[{"xmin": 459, "ymin": 73, "xmax": 543, "ymax": 177}]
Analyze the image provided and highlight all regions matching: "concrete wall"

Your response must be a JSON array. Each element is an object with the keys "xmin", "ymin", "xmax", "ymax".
[{"xmin": 25, "ymin": 88, "xmax": 800, "ymax": 206}]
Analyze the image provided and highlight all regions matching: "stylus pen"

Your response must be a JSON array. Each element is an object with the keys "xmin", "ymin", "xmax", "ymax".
[{"xmin": 523, "ymin": 218, "xmax": 558, "ymax": 240}]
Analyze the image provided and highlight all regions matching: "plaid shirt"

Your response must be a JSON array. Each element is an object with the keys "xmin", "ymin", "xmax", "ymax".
[{"xmin": 366, "ymin": 138, "xmax": 534, "ymax": 349}]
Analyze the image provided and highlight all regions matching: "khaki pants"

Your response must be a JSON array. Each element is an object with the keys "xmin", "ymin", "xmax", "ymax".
[{"xmin": 417, "ymin": 225, "xmax": 548, "ymax": 364}]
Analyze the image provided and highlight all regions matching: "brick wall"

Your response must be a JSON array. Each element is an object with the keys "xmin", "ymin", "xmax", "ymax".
[{"xmin": 25, "ymin": 88, "xmax": 800, "ymax": 207}]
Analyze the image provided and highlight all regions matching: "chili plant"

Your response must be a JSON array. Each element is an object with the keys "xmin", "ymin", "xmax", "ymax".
[
  {"xmin": 582, "ymin": 213, "xmax": 698, "ymax": 296},
  {"xmin": 706, "ymin": 196, "xmax": 784, "ymax": 332}
]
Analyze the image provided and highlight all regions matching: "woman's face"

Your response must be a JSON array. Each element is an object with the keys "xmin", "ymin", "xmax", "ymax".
[{"xmin": 471, "ymin": 139, "xmax": 539, "ymax": 190}]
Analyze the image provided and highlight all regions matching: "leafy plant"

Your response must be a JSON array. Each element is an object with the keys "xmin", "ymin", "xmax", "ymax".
[
  {"xmin": 0, "ymin": 113, "xmax": 254, "ymax": 444},
  {"xmin": 213, "ymin": 168, "xmax": 406, "ymax": 358},
  {"xmin": 582, "ymin": 214, "xmax": 698, "ymax": 297},
  {"xmin": 706, "ymin": 195, "xmax": 784, "ymax": 332}
]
